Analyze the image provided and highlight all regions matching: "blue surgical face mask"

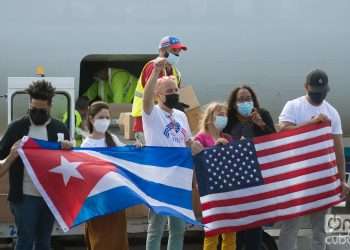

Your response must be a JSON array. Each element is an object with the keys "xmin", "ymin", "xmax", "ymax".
[
  {"xmin": 214, "ymin": 115, "xmax": 228, "ymax": 131},
  {"xmin": 236, "ymin": 101, "xmax": 254, "ymax": 117},
  {"xmin": 166, "ymin": 52, "xmax": 180, "ymax": 65}
]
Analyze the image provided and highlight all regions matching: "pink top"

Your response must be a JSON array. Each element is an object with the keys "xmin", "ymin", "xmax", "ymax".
[{"xmin": 194, "ymin": 132, "xmax": 232, "ymax": 148}]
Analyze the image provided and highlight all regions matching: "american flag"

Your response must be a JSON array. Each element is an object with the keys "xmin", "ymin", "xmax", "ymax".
[{"xmin": 194, "ymin": 122, "xmax": 342, "ymax": 236}]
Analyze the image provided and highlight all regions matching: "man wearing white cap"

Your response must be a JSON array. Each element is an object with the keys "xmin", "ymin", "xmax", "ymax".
[{"xmin": 131, "ymin": 35, "xmax": 187, "ymax": 145}]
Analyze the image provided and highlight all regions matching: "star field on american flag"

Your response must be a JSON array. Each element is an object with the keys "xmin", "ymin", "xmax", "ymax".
[{"xmin": 197, "ymin": 140, "xmax": 264, "ymax": 195}]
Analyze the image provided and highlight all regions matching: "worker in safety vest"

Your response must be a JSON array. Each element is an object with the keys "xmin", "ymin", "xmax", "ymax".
[
  {"xmin": 84, "ymin": 68, "xmax": 138, "ymax": 104},
  {"xmin": 62, "ymin": 96, "xmax": 89, "ymax": 146},
  {"xmin": 131, "ymin": 35, "xmax": 187, "ymax": 145},
  {"xmin": 83, "ymin": 68, "xmax": 112, "ymax": 103},
  {"xmin": 110, "ymin": 68, "xmax": 138, "ymax": 104}
]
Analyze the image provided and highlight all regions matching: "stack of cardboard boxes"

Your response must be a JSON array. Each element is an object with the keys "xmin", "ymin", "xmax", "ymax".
[
  {"xmin": 178, "ymin": 85, "xmax": 202, "ymax": 134},
  {"xmin": 118, "ymin": 112, "xmax": 134, "ymax": 140},
  {"xmin": 0, "ymin": 173, "xmax": 13, "ymax": 224}
]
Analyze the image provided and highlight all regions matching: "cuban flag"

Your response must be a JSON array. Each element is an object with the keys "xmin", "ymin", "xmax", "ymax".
[{"xmin": 18, "ymin": 137, "xmax": 198, "ymax": 232}]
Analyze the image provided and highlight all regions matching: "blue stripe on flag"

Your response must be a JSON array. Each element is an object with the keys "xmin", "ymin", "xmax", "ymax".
[
  {"xmin": 74, "ymin": 186, "xmax": 142, "ymax": 225},
  {"xmin": 116, "ymin": 167, "xmax": 192, "ymax": 210},
  {"xmin": 74, "ymin": 186, "xmax": 199, "ymax": 226},
  {"xmin": 30, "ymin": 138, "xmax": 62, "ymax": 150}
]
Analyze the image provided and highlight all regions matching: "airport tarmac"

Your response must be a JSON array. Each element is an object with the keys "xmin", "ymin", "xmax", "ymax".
[{"xmin": 2, "ymin": 235, "xmax": 350, "ymax": 250}]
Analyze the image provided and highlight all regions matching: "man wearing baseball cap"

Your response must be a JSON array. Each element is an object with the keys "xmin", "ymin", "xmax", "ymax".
[
  {"xmin": 131, "ymin": 35, "xmax": 187, "ymax": 146},
  {"xmin": 278, "ymin": 69, "xmax": 349, "ymax": 250}
]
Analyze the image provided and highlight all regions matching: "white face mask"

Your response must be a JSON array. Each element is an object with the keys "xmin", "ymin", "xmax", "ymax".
[
  {"xmin": 93, "ymin": 118, "xmax": 110, "ymax": 133},
  {"xmin": 166, "ymin": 52, "xmax": 180, "ymax": 65}
]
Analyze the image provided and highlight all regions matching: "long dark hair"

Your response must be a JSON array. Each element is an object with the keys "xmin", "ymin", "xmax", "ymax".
[
  {"xmin": 87, "ymin": 101, "xmax": 116, "ymax": 147},
  {"xmin": 224, "ymin": 85, "xmax": 260, "ymax": 133}
]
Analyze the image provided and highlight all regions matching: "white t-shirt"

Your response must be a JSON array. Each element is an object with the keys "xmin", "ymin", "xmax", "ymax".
[
  {"xmin": 81, "ymin": 134, "xmax": 125, "ymax": 148},
  {"xmin": 279, "ymin": 96, "xmax": 342, "ymax": 135},
  {"xmin": 142, "ymin": 105, "xmax": 191, "ymax": 147},
  {"xmin": 23, "ymin": 121, "xmax": 50, "ymax": 196}
]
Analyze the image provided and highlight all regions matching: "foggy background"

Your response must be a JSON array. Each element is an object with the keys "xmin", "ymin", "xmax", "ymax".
[{"xmin": 0, "ymin": 0, "xmax": 349, "ymax": 134}]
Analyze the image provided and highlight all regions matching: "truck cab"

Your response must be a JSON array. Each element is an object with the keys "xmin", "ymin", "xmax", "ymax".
[{"xmin": 7, "ymin": 77, "xmax": 75, "ymax": 139}]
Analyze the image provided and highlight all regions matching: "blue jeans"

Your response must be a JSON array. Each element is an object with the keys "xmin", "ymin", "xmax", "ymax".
[
  {"xmin": 146, "ymin": 210, "xmax": 186, "ymax": 250},
  {"xmin": 10, "ymin": 195, "xmax": 55, "ymax": 250}
]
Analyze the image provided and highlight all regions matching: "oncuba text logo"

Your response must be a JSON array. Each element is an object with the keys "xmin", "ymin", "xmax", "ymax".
[{"xmin": 325, "ymin": 214, "xmax": 350, "ymax": 233}]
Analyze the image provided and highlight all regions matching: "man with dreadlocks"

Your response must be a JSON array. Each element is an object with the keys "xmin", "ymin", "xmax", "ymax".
[{"xmin": 0, "ymin": 80, "xmax": 71, "ymax": 250}]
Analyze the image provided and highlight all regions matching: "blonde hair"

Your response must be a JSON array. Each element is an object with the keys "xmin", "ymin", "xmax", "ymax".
[{"xmin": 199, "ymin": 102, "xmax": 227, "ymax": 132}]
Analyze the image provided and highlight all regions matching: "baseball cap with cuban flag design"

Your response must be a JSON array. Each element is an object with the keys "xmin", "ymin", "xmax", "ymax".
[{"xmin": 159, "ymin": 36, "xmax": 187, "ymax": 51}]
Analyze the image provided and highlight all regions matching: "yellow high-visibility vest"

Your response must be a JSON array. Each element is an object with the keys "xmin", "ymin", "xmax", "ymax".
[
  {"xmin": 62, "ymin": 110, "xmax": 84, "ymax": 146},
  {"xmin": 62, "ymin": 110, "xmax": 82, "ymax": 128},
  {"xmin": 110, "ymin": 68, "xmax": 138, "ymax": 104},
  {"xmin": 131, "ymin": 62, "xmax": 181, "ymax": 117},
  {"xmin": 83, "ymin": 79, "xmax": 112, "ymax": 103}
]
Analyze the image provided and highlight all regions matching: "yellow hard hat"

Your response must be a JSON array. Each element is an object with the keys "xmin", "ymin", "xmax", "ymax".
[{"xmin": 35, "ymin": 65, "xmax": 45, "ymax": 76}]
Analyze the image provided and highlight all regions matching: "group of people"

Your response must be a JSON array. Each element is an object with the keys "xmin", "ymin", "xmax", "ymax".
[
  {"xmin": 0, "ymin": 35, "xmax": 348, "ymax": 250},
  {"xmin": 130, "ymin": 36, "xmax": 348, "ymax": 250}
]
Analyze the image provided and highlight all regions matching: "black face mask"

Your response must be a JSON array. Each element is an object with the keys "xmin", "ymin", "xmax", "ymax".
[
  {"xmin": 29, "ymin": 108, "xmax": 50, "ymax": 125},
  {"xmin": 164, "ymin": 51, "xmax": 169, "ymax": 58},
  {"xmin": 163, "ymin": 94, "xmax": 179, "ymax": 109},
  {"xmin": 308, "ymin": 91, "xmax": 328, "ymax": 105}
]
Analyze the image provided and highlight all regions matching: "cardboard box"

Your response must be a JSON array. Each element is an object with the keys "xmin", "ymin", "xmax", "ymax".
[
  {"xmin": 119, "ymin": 112, "xmax": 135, "ymax": 140},
  {"xmin": 0, "ymin": 194, "xmax": 13, "ymax": 223},
  {"xmin": 185, "ymin": 107, "xmax": 202, "ymax": 134},
  {"xmin": 179, "ymin": 86, "xmax": 200, "ymax": 111},
  {"xmin": 126, "ymin": 205, "xmax": 148, "ymax": 218},
  {"xmin": 118, "ymin": 112, "xmax": 128, "ymax": 130},
  {"xmin": 109, "ymin": 104, "xmax": 132, "ymax": 119}
]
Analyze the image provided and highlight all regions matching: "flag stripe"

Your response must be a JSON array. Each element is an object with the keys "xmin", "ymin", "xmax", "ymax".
[
  {"xmin": 205, "ymin": 195, "xmax": 340, "ymax": 231},
  {"xmin": 253, "ymin": 122, "xmax": 331, "ymax": 145},
  {"xmin": 201, "ymin": 174, "xmax": 339, "ymax": 210},
  {"xmin": 76, "ymin": 145, "xmax": 193, "ymax": 169},
  {"xmin": 88, "ymin": 168, "xmax": 192, "ymax": 209},
  {"xmin": 82, "ymin": 150, "xmax": 193, "ymax": 191},
  {"xmin": 263, "ymin": 162, "xmax": 337, "ymax": 184},
  {"xmin": 259, "ymin": 147, "xmax": 335, "ymax": 170},
  {"xmin": 204, "ymin": 200, "xmax": 341, "ymax": 236},
  {"xmin": 257, "ymin": 140, "xmax": 333, "ymax": 165},
  {"xmin": 200, "ymin": 168, "xmax": 338, "ymax": 203},
  {"xmin": 75, "ymin": 187, "xmax": 197, "ymax": 227},
  {"xmin": 88, "ymin": 171, "xmax": 195, "ymax": 220},
  {"xmin": 261, "ymin": 154, "xmax": 336, "ymax": 178},
  {"xmin": 202, "ymin": 179, "xmax": 340, "ymax": 217},
  {"xmin": 256, "ymin": 133, "xmax": 332, "ymax": 157},
  {"xmin": 202, "ymin": 187, "xmax": 341, "ymax": 223},
  {"xmin": 117, "ymin": 167, "xmax": 193, "ymax": 209}
]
